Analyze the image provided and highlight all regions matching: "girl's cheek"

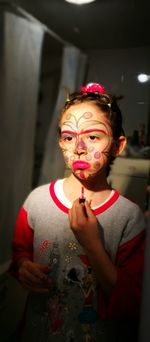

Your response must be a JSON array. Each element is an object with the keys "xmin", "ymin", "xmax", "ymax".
[
  {"xmin": 64, "ymin": 154, "xmax": 69, "ymax": 164},
  {"xmin": 93, "ymin": 161, "xmax": 101, "ymax": 170},
  {"xmin": 85, "ymin": 154, "xmax": 92, "ymax": 161},
  {"xmin": 63, "ymin": 152, "xmax": 75, "ymax": 168},
  {"xmin": 94, "ymin": 151, "xmax": 101, "ymax": 159},
  {"xmin": 85, "ymin": 148, "xmax": 102, "ymax": 162}
]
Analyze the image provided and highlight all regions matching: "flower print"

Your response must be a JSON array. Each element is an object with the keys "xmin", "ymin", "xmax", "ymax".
[
  {"xmin": 65, "ymin": 255, "xmax": 73, "ymax": 264},
  {"xmin": 68, "ymin": 242, "xmax": 78, "ymax": 251}
]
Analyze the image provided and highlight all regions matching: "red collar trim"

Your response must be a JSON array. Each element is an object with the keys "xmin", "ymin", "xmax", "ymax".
[
  {"xmin": 93, "ymin": 190, "xmax": 119, "ymax": 214},
  {"xmin": 49, "ymin": 180, "xmax": 119, "ymax": 215},
  {"xmin": 50, "ymin": 180, "xmax": 69, "ymax": 213}
]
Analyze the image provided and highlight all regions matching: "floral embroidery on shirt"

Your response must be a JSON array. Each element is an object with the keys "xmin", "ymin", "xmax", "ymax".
[
  {"xmin": 68, "ymin": 241, "xmax": 78, "ymax": 250},
  {"xmin": 35, "ymin": 239, "xmax": 51, "ymax": 259}
]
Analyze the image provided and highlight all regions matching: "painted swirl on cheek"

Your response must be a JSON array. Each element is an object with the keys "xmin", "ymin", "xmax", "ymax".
[
  {"xmin": 93, "ymin": 161, "xmax": 101, "ymax": 170},
  {"xmin": 94, "ymin": 151, "xmax": 101, "ymax": 159},
  {"xmin": 88, "ymin": 146, "xmax": 95, "ymax": 152},
  {"xmin": 85, "ymin": 154, "xmax": 92, "ymax": 161}
]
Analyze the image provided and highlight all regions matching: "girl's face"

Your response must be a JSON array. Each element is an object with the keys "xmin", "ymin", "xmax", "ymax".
[{"xmin": 59, "ymin": 102, "xmax": 114, "ymax": 181}]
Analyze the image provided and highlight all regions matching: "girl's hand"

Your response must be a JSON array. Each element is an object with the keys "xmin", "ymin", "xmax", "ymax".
[
  {"xmin": 68, "ymin": 199, "xmax": 101, "ymax": 251},
  {"xmin": 69, "ymin": 198, "xmax": 117, "ymax": 294},
  {"xmin": 17, "ymin": 259, "xmax": 51, "ymax": 293}
]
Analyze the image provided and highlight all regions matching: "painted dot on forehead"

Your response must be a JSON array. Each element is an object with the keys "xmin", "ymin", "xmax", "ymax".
[
  {"xmin": 94, "ymin": 151, "xmax": 101, "ymax": 159},
  {"xmin": 85, "ymin": 154, "xmax": 92, "ymax": 161},
  {"xmin": 83, "ymin": 112, "xmax": 93, "ymax": 119}
]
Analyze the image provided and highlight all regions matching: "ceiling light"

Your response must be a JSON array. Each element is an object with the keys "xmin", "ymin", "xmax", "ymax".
[
  {"xmin": 65, "ymin": 0, "xmax": 96, "ymax": 5},
  {"xmin": 137, "ymin": 73, "xmax": 149, "ymax": 83}
]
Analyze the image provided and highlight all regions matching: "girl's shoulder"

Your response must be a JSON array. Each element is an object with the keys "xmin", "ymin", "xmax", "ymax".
[
  {"xmin": 25, "ymin": 183, "xmax": 50, "ymax": 201},
  {"xmin": 115, "ymin": 194, "xmax": 145, "ymax": 243},
  {"xmin": 117, "ymin": 193, "xmax": 144, "ymax": 217},
  {"xmin": 23, "ymin": 180, "xmax": 60, "ymax": 209}
]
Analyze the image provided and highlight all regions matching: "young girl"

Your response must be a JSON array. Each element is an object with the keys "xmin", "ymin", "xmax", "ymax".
[{"xmin": 12, "ymin": 83, "xmax": 145, "ymax": 342}]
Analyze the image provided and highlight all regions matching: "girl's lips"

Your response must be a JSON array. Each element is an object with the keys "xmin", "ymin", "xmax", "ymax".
[{"xmin": 73, "ymin": 161, "xmax": 91, "ymax": 171}]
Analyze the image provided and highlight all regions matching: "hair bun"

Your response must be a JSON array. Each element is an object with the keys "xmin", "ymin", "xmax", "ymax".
[{"xmin": 81, "ymin": 83, "xmax": 106, "ymax": 95}]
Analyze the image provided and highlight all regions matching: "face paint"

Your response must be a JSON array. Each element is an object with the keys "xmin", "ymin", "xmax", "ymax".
[
  {"xmin": 94, "ymin": 151, "xmax": 101, "ymax": 159},
  {"xmin": 85, "ymin": 154, "xmax": 92, "ymax": 161},
  {"xmin": 72, "ymin": 160, "xmax": 91, "ymax": 171},
  {"xmin": 59, "ymin": 103, "xmax": 113, "ymax": 180}
]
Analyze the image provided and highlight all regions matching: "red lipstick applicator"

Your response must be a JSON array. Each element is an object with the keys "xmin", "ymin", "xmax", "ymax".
[{"xmin": 79, "ymin": 186, "xmax": 85, "ymax": 203}]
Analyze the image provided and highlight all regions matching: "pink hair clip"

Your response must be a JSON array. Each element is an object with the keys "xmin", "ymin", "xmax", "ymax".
[{"xmin": 81, "ymin": 83, "xmax": 106, "ymax": 95}]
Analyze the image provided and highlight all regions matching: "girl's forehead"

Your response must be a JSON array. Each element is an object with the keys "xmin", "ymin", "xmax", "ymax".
[{"xmin": 61, "ymin": 102, "xmax": 108, "ymax": 125}]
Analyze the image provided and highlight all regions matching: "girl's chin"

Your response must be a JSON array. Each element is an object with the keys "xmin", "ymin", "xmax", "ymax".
[
  {"xmin": 77, "ymin": 171, "xmax": 87, "ymax": 180},
  {"xmin": 73, "ymin": 169, "xmax": 98, "ymax": 180}
]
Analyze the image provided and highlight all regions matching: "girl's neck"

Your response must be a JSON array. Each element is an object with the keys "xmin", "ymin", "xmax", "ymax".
[{"xmin": 63, "ymin": 173, "xmax": 111, "ymax": 207}]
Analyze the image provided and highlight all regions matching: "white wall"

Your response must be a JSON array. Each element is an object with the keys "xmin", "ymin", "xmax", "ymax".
[{"xmin": 86, "ymin": 47, "xmax": 150, "ymax": 138}]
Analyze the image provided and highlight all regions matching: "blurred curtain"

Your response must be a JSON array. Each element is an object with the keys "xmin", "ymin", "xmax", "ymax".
[
  {"xmin": 39, "ymin": 45, "xmax": 87, "ymax": 184},
  {"xmin": 0, "ymin": 12, "xmax": 44, "ymax": 272}
]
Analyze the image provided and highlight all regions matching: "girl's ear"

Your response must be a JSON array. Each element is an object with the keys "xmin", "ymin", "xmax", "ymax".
[{"xmin": 112, "ymin": 136, "xmax": 127, "ymax": 157}]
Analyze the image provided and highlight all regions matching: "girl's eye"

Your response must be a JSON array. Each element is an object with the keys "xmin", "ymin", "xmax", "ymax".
[
  {"xmin": 62, "ymin": 135, "xmax": 74, "ymax": 142},
  {"xmin": 89, "ymin": 135, "xmax": 98, "ymax": 140},
  {"xmin": 66, "ymin": 136, "xmax": 73, "ymax": 141}
]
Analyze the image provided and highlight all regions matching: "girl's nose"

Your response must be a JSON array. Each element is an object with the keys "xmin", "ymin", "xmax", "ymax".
[{"xmin": 74, "ymin": 138, "xmax": 87, "ymax": 154}]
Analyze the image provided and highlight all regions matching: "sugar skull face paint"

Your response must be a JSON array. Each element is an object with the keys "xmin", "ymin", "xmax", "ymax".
[{"xmin": 59, "ymin": 102, "xmax": 113, "ymax": 180}]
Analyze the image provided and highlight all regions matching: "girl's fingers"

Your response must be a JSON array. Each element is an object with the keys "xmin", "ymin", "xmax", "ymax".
[
  {"xmin": 73, "ymin": 199, "xmax": 92, "ymax": 220},
  {"xmin": 27, "ymin": 262, "xmax": 48, "ymax": 280},
  {"xmin": 84, "ymin": 201, "xmax": 95, "ymax": 218},
  {"xmin": 19, "ymin": 269, "xmax": 44, "ymax": 284},
  {"xmin": 19, "ymin": 262, "xmax": 49, "ymax": 285}
]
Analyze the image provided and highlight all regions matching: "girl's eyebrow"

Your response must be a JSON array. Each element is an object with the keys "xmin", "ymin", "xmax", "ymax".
[
  {"xmin": 61, "ymin": 129, "xmax": 112, "ymax": 137},
  {"xmin": 61, "ymin": 130, "xmax": 77, "ymax": 136},
  {"xmin": 79, "ymin": 128, "xmax": 110, "ymax": 136}
]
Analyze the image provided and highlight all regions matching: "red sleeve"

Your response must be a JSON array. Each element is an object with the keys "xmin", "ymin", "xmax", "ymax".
[
  {"xmin": 98, "ymin": 229, "xmax": 146, "ymax": 320},
  {"xmin": 12, "ymin": 207, "xmax": 33, "ymax": 263}
]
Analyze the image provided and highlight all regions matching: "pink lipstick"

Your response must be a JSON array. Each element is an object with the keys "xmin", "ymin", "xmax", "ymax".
[{"xmin": 73, "ymin": 161, "xmax": 90, "ymax": 171}]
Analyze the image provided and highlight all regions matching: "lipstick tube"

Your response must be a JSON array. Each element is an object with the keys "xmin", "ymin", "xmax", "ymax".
[{"xmin": 79, "ymin": 186, "xmax": 85, "ymax": 203}]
